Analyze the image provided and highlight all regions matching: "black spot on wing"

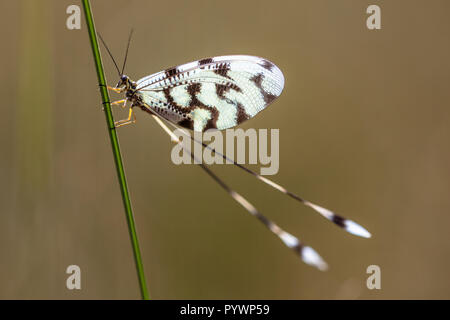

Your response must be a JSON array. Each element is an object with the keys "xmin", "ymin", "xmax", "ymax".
[
  {"xmin": 165, "ymin": 67, "xmax": 178, "ymax": 78},
  {"xmin": 187, "ymin": 83, "xmax": 202, "ymax": 97},
  {"xmin": 187, "ymin": 83, "xmax": 214, "ymax": 111},
  {"xmin": 292, "ymin": 243, "xmax": 305, "ymax": 256},
  {"xmin": 213, "ymin": 68, "xmax": 232, "ymax": 79},
  {"xmin": 332, "ymin": 214, "xmax": 346, "ymax": 228},
  {"xmin": 162, "ymin": 87, "xmax": 191, "ymax": 118},
  {"xmin": 215, "ymin": 83, "xmax": 228, "ymax": 99},
  {"xmin": 254, "ymin": 211, "xmax": 273, "ymax": 229},
  {"xmin": 229, "ymin": 83, "xmax": 242, "ymax": 93},
  {"xmin": 259, "ymin": 59, "xmax": 274, "ymax": 71},
  {"xmin": 215, "ymin": 84, "xmax": 249, "ymax": 126},
  {"xmin": 198, "ymin": 58, "xmax": 213, "ymax": 65},
  {"xmin": 163, "ymin": 88, "xmax": 174, "ymax": 104},
  {"xmin": 213, "ymin": 62, "xmax": 234, "ymax": 80},
  {"xmin": 215, "ymin": 83, "xmax": 240, "ymax": 98},
  {"xmin": 185, "ymin": 82, "xmax": 219, "ymax": 131},
  {"xmin": 204, "ymin": 112, "xmax": 219, "ymax": 131},
  {"xmin": 236, "ymin": 103, "xmax": 250, "ymax": 124},
  {"xmin": 215, "ymin": 83, "xmax": 242, "ymax": 99},
  {"xmin": 250, "ymin": 73, "xmax": 277, "ymax": 104},
  {"xmin": 178, "ymin": 118, "xmax": 194, "ymax": 130}
]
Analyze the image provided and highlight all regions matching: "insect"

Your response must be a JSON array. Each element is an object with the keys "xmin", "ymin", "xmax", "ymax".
[{"xmin": 98, "ymin": 32, "xmax": 371, "ymax": 271}]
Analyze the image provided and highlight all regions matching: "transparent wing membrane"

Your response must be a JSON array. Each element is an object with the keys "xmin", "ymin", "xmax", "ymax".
[{"xmin": 136, "ymin": 56, "xmax": 284, "ymax": 131}]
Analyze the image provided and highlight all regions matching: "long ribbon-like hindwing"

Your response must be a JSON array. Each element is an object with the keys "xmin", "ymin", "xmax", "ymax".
[
  {"xmin": 151, "ymin": 115, "xmax": 328, "ymax": 271},
  {"xmin": 165, "ymin": 121, "xmax": 371, "ymax": 239}
]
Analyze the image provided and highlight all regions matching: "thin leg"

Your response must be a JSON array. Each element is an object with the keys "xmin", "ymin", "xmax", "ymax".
[
  {"xmin": 108, "ymin": 86, "xmax": 124, "ymax": 93},
  {"xmin": 111, "ymin": 99, "xmax": 127, "ymax": 108},
  {"xmin": 115, "ymin": 107, "xmax": 136, "ymax": 128}
]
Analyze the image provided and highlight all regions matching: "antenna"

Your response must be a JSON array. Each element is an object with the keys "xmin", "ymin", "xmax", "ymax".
[
  {"xmin": 121, "ymin": 29, "xmax": 134, "ymax": 75},
  {"xmin": 97, "ymin": 32, "xmax": 121, "ymax": 76}
]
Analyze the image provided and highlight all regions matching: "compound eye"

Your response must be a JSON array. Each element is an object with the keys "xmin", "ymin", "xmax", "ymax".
[{"xmin": 121, "ymin": 75, "xmax": 127, "ymax": 81}]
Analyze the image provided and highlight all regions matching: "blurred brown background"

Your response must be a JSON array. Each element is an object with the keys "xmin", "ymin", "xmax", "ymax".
[{"xmin": 0, "ymin": 0, "xmax": 449, "ymax": 299}]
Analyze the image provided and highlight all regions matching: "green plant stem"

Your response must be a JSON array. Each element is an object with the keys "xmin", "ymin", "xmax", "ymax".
[{"xmin": 82, "ymin": 0, "xmax": 150, "ymax": 300}]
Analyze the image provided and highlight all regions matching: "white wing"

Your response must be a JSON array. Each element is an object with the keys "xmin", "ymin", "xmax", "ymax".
[{"xmin": 135, "ymin": 55, "xmax": 285, "ymax": 131}]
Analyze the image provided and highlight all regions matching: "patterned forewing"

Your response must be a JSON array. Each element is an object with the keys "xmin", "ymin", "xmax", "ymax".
[{"xmin": 136, "ymin": 55, "xmax": 284, "ymax": 131}]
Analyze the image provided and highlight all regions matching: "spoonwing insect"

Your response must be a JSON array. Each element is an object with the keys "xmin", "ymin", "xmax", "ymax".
[{"xmin": 98, "ymin": 31, "xmax": 371, "ymax": 271}]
